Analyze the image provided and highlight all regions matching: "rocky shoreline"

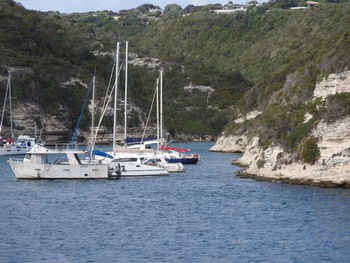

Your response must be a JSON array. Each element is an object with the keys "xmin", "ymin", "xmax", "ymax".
[
  {"xmin": 210, "ymin": 116, "xmax": 350, "ymax": 189},
  {"xmin": 236, "ymin": 170, "xmax": 350, "ymax": 188},
  {"xmin": 210, "ymin": 71, "xmax": 350, "ymax": 188}
]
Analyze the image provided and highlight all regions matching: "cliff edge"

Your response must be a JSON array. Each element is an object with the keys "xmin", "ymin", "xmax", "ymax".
[{"xmin": 211, "ymin": 71, "xmax": 350, "ymax": 188}]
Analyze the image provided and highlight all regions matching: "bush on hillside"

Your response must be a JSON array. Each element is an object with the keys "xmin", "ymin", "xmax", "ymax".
[{"xmin": 299, "ymin": 137, "xmax": 320, "ymax": 164}]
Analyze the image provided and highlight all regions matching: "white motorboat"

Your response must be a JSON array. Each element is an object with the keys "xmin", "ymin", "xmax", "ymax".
[
  {"xmin": 8, "ymin": 145, "xmax": 113, "ymax": 179},
  {"xmin": 94, "ymin": 149, "xmax": 169, "ymax": 177},
  {"xmin": 142, "ymin": 156, "xmax": 184, "ymax": 173}
]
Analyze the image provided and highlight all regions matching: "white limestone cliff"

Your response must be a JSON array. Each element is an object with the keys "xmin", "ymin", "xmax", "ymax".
[
  {"xmin": 213, "ymin": 71, "xmax": 350, "ymax": 187},
  {"xmin": 313, "ymin": 71, "xmax": 350, "ymax": 99},
  {"xmin": 209, "ymin": 134, "xmax": 248, "ymax": 153},
  {"xmin": 235, "ymin": 117, "xmax": 350, "ymax": 187}
]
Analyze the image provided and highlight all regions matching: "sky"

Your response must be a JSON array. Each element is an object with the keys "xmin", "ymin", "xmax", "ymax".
[{"xmin": 18, "ymin": 0, "xmax": 241, "ymax": 13}]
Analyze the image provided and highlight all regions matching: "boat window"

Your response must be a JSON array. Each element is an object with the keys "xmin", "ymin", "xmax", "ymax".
[
  {"xmin": 24, "ymin": 154, "xmax": 32, "ymax": 160},
  {"xmin": 44, "ymin": 154, "xmax": 69, "ymax": 164},
  {"xmin": 118, "ymin": 158, "xmax": 138, "ymax": 162}
]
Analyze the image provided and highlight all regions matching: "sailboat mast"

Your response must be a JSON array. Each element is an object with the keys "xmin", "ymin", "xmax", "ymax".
[
  {"xmin": 90, "ymin": 73, "xmax": 96, "ymax": 154},
  {"xmin": 0, "ymin": 72, "xmax": 10, "ymax": 137},
  {"xmin": 8, "ymin": 71, "xmax": 14, "ymax": 139},
  {"xmin": 113, "ymin": 42, "xmax": 120, "ymax": 157},
  {"xmin": 156, "ymin": 78, "xmax": 160, "ymax": 150},
  {"xmin": 160, "ymin": 69, "xmax": 163, "ymax": 146},
  {"xmin": 124, "ymin": 41, "xmax": 129, "ymax": 146}
]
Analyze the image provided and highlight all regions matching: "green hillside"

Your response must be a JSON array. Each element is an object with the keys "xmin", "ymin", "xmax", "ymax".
[
  {"xmin": 129, "ymin": 2, "xmax": 350, "ymax": 150},
  {"xmin": 1, "ymin": 0, "xmax": 350, "ymax": 144}
]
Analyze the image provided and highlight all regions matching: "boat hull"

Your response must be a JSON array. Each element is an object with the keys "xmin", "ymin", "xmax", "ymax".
[
  {"xmin": 166, "ymin": 158, "xmax": 199, "ymax": 164},
  {"xmin": 0, "ymin": 147, "xmax": 32, "ymax": 156},
  {"xmin": 8, "ymin": 159, "xmax": 109, "ymax": 179},
  {"xmin": 118, "ymin": 163, "xmax": 168, "ymax": 177}
]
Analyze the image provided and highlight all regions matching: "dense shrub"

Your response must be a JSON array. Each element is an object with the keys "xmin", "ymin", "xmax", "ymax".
[
  {"xmin": 300, "ymin": 137, "xmax": 320, "ymax": 164},
  {"xmin": 286, "ymin": 118, "xmax": 317, "ymax": 151}
]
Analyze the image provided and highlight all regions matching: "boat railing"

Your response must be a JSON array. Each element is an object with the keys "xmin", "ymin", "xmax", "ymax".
[{"xmin": 44, "ymin": 143, "xmax": 89, "ymax": 151}]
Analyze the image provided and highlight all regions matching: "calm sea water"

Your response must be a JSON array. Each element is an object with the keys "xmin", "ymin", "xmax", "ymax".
[{"xmin": 1, "ymin": 142, "xmax": 350, "ymax": 263}]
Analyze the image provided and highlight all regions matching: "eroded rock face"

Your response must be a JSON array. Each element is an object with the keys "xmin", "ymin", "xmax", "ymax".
[
  {"xmin": 9, "ymin": 103, "xmax": 71, "ymax": 143},
  {"xmin": 209, "ymin": 134, "xmax": 248, "ymax": 153},
  {"xmin": 314, "ymin": 71, "xmax": 350, "ymax": 99},
  {"xmin": 213, "ymin": 71, "xmax": 350, "ymax": 187},
  {"xmin": 129, "ymin": 56, "xmax": 161, "ymax": 69},
  {"xmin": 234, "ymin": 110, "xmax": 261, "ymax": 124},
  {"xmin": 183, "ymin": 84, "xmax": 214, "ymax": 93},
  {"xmin": 234, "ymin": 117, "xmax": 350, "ymax": 188}
]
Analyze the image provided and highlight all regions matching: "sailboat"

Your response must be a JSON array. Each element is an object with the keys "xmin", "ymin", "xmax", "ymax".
[
  {"xmin": 0, "ymin": 71, "xmax": 36, "ymax": 156},
  {"xmin": 91, "ymin": 42, "xmax": 169, "ymax": 176},
  {"xmin": 125, "ymin": 70, "xmax": 200, "ymax": 165}
]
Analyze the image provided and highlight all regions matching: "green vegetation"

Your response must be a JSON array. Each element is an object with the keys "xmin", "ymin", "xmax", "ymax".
[
  {"xmin": 286, "ymin": 118, "xmax": 317, "ymax": 151},
  {"xmin": 300, "ymin": 137, "xmax": 320, "ymax": 163},
  {"xmin": 0, "ymin": 0, "xmax": 115, "ymax": 129},
  {"xmin": 319, "ymin": 92, "xmax": 350, "ymax": 122},
  {"xmin": 2, "ymin": 0, "xmax": 350, "ymax": 140}
]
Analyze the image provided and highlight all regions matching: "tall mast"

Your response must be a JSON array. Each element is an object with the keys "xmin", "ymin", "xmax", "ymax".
[
  {"xmin": 113, "ymin": 42, "xmax": 120, "ymax": 157},
  {"xmin": 124, "ymin": 41, "xmax": 129, "ymax": 146},
  {"xmin": 0, "ymin": 71, "xmax": 10, "ymax": 137},
  {"xmin": 8, "ymin": 71, "xmax": 14, "ymax": 139},
  {"xmin": 156, "ymin": 78, "xmax": 160, "ymax": 150},
  {"xmin": 90, "ymin": 73, "xmax": 96, "ymax": 155},
  {"xmin": 160, "ymin": 69, "xmax": 163, "ymax": 146}
]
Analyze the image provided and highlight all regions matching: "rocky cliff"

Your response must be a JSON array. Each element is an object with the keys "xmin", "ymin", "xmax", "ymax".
[{"xmin": 211, "ymin": 71, "xmax": 350, "ymax": 188}]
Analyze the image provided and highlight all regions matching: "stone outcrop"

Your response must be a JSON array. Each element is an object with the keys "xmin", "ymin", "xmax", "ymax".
[
  {"xmin": 313, "ymin": 71, "xmax": 350, "ymax": 99},
  {"xmin": 210, "ymin": 134, "xmax": 248, "ymax": 153},
  {"xmin": 234, "ymin": 110, "xmax": 261, "ymax": 124},
  {"xmin": 6, "ymin": 103, "xmax": 72, "ymax": 144},
  {"xmin": 184, "ymin": 84, "xmax": 215, "ymax": 93}
]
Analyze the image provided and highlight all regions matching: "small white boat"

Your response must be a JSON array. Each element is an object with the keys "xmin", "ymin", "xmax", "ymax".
[
  {"xmin": 0, "ymin": 135, "xmax": 36, "ymax": 156},
  {"xmin": 0, "ymin": 71, "xmax": 36, "ymax": 156},
  {"xmin": 142, "ymin": 157, "xmax": 184, "ymax": 173},
  {"xmin": 8, "ymin": 145, "xmax": 113, "ymax": 179},
  {"xmin": 94, "ymin": 151, "xmax": 169, "ymax": 177}
]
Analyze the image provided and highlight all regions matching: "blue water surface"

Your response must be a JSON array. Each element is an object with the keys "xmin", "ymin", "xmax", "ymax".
[{"xmin": 1, "ymin": 142, "xmax": 350, "ymax": 263}]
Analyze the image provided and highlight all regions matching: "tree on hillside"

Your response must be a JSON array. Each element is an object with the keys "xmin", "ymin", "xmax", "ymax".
[
  {"xmin": 164, "ymin": 4, "xmax": 182, "ymax": 17},
  {"xmin": 183, "ymin": 4, "xmax": 196, "ymax": 14},
  {"xmin": 136, "ymin": 4, "xmax": 161, "ymax": 14}
]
